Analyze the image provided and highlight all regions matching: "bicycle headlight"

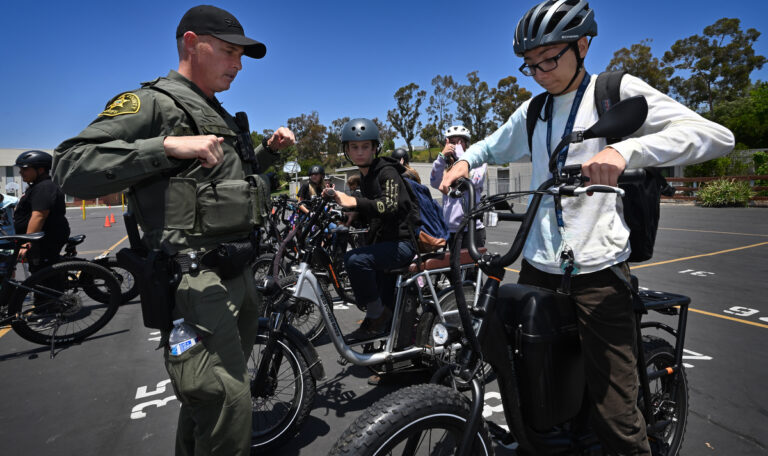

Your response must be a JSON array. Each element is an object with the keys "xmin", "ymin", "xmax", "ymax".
[{"xmin": 432, "ymin": 323, "xmax": 449, "ymax": 346}]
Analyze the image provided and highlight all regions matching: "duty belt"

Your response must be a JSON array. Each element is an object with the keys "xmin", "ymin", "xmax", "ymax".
[{"xmin": 174, "ymin": 250, "xmax": 217, "ymax": 275}]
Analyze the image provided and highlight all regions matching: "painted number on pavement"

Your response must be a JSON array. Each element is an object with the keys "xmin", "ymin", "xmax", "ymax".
[
  {"xmin": 131, "ymin": 379, "xmax": 177, "ymax": 419},
  {"xmin": 682, "ymin": 348, "xmax": 712, "ymax": 369},
  {"xmin": 678, "ymin": 269, "xmax": 715, "ymax": 277},
  {"xmin": 723, "ymin": 306, "xmax": 759, "ymax": 317}
]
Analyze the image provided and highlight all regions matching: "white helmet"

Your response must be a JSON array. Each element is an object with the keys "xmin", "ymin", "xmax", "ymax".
[{"xmin": 445, "ymin": 125, "xmax": 471, "ymax": 141}]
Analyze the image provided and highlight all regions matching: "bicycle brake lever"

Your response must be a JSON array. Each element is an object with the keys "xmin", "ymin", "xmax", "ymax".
[{"xmin": 573, "ymin": 185, "xmax": 625, "ymax": 197}]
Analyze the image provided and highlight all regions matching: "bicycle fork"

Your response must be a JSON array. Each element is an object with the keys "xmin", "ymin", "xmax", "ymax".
[{"xmin": 250, "ymin": 304, "xmax": 289, "ymax": 398}]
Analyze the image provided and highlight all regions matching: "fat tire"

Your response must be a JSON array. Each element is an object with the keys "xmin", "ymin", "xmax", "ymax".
[
  {"xmin": 10, "ymin": 261, "xmax": 121, "ymax": 345},
  {"xmin": 249, "ymin": 332, "xmax": 316, "ymax": 452},
  {"xmin": 329, "ymin": 384, "xmax": 492, "ymax": 456},
  {"xmin": 641, "ymin": 335, "xmax": 688, "ymax": 456}
]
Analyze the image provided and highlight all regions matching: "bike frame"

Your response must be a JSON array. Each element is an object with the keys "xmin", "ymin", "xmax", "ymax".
[
  {"xmin": 288, "ymin": 256, "xmax": 479, "ymax": 367},
  {"xmin": 440, "ymin": 175, "xmax": 691, "ymax": 455},
  {"xmin": 259, "ymin": 195, "xmax": 483, "ymax": 369}
]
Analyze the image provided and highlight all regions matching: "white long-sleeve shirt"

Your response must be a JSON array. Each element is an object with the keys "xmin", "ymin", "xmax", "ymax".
[{"xmin": 460, "ymin": 73, "xmax": 735, "ymax": 274}]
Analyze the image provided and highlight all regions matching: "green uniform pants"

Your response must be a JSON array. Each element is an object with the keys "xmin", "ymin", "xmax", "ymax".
[{"xmin": 164, "ymin": 266, "xmax": 262, "ymax": 456}]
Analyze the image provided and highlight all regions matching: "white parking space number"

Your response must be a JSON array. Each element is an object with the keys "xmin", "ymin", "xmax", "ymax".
[
  {"xmin": 678, "ymin": 269, "xmax": 715, "ymax": 277},
  {"xmin": 723, "ymin": 306, "xmax": 759, "ymax": 317},
  {"xmin": 131, "ymin": 379, "xmax": 178, "ymax": 420}
]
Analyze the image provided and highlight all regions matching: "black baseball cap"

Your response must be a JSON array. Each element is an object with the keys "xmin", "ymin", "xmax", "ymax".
[{"xmin": 176, "ymin": 5, "xmax": 266, "ymax": 59}]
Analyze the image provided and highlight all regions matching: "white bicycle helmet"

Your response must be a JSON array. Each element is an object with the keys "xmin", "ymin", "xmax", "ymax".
[{"xmin": 444, "ymin": 125, "xmax": 471, "ymax": 141}]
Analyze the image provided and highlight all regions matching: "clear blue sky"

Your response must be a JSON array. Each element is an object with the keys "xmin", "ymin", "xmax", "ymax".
[{"xmin": 2, "ymin": 0, "xmax": 766, "ymax": 150}]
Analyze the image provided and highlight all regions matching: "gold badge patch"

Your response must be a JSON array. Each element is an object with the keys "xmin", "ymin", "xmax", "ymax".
[
  {"xmin": 99, "ymin": 93, "xmax": 141, "ymax": 117},
  {"xmin": 377, "ymin": 201, "xmax": 386, "ymax": 213}
]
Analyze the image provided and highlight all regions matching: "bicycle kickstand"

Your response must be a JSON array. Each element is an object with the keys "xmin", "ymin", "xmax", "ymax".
[{"xmin": 49, "ymin": 320, "xmax": 61, "ymax": 359}]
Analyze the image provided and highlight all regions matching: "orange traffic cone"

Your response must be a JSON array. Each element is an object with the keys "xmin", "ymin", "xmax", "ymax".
[
  {"xmin": 104, "ymin": 215, "xmax": 111, "ymax": 228},
  {"xmin": 110, "ymin": 213, "xmax": 116, "ymax": 224}
]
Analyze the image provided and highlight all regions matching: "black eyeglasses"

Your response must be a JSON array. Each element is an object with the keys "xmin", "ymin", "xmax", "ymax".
[{"xmin": 518, "ymin": 44, "xmax": 572, "ymax": 76}]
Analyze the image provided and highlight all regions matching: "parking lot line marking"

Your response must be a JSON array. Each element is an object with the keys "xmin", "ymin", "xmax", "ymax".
[
  {"xmin": 688, "ymin": 307, "xmax": 768, "ymax": 329},
  {"xmin": 100, "ymin": 236, "xmax": 128, "ymax": 257},
  {"xmin": 659, "ymin": 228, "xmax": 768, "ymax": 238},
  {"xmin": 0, "ymin": 327, "xmax": 11, "ymax": 338},
  {"xmin": 631, "ymin": 241, "xmax": 768, "ymax": 269}
]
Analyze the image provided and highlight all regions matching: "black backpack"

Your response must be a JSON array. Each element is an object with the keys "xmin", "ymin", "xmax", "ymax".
[{"xmin": 526, "ymin": 71, "xmax": 675, "ymax": 262}]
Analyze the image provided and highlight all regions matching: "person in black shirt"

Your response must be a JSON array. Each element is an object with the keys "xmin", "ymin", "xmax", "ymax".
[
  {"xmin": 13, "ymin": 150, "xmax": 70, "ymax": 273},
  {"xmin": 296, "ymin": 164, "xmax": 324, "ymax": 214},
  {"xmin": 322, "ymin": 119, "xmax": 420, "ymax": 340}
]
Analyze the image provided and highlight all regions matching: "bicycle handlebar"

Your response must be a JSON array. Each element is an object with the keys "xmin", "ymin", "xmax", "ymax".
[{"xmin": 452, "ymin": 168, "xmax": 646, "ymax": 269}]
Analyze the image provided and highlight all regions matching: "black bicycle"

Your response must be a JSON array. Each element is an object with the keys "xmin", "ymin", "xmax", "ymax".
[
  {"xmin": 330, "ymin": 96, "xmax": 690, "ymax": 456},
  {"xmin": 0, "ymin": 233, "xmax": 122, "ymax": 355},
  {"xmin": 61, "ymin": 234, "xmax": 139, "ymax": 304}
]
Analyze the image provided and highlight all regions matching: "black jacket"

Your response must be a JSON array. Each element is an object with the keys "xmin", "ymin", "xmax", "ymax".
[{"xmin": 354, "ymin": 157, "xmax": 421, "ymax": 244}]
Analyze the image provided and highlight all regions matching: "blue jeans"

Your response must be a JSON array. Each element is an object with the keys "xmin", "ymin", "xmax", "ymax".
[{"xmin": 344, "ymin": 240, "xmax": 416, "ymax": 312}]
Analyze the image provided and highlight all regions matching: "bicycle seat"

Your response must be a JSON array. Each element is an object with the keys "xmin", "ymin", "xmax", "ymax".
[
  {"xmin": 0, "ymin": 232, "xmax": 45, "ymax": 242},
  {"xmin": 67, "ymin": 234, "xmax": 87, "ymax": 246},
  {"xmin": 403, "ymin": 248, "xmax": 488, "ymax": 273}
]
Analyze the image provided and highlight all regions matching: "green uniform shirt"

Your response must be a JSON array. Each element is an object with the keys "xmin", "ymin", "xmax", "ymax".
[{"xmin": 53, "ymin": 70, "xmax": 278, "ymax": 251}]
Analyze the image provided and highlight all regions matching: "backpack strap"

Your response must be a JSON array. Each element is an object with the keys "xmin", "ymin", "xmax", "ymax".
[
  {"xmin": 594, "ymin": 70, "xmax": 626, "ymax": 144},
  {"xmin": 525, "ymin": 92, "xmax": 549, "ymax": 153}
]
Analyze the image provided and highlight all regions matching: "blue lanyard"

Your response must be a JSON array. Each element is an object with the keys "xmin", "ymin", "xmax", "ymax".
[
  {"xmin": 544, "ymin": 72, "xmax": 590, "ymax": 228},
  {"xmin": 545, "ymin": 72, "xmax": 591, "ymax": 174}
]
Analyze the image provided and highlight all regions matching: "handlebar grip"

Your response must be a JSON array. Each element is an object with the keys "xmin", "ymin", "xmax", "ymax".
[{"xmin": 618, "ymin": 169, "xmax": 646, "ymax": 184}]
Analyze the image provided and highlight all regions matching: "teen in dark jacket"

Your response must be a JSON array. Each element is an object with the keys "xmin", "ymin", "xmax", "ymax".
[{"xmin": 323, "ymin": 118, "xmax": 420, "ymax": 340}]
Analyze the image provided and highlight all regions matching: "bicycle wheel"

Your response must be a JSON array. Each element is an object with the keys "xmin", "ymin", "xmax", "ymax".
[
  {"xmin": 9, "ymin": 261, "xmax": 121, "ymax": 345},
  {"xmin": 252, "ymin": 253, "xmax": 286, "ymax": 282},
  {"xmin": 640, "ymin": 336, "xmax": 689, "ymax": 456},
  {"xmin": 329, "ymin": 384, "xmax": 492, "ymax": 456},
  {"xmin": 249, "ymin": 332, "xmax": 316, "ymax": 452},
  {"xmin": 416, "ymin": 283, "xmax": 495, "ymax": 388},
  {"xmin": 85, "ymin": 257, "xmax": 139, "ymax": 304},
  {"xmin": 263, "ymin": 274, "xmax": 327, "ymax": 342}
]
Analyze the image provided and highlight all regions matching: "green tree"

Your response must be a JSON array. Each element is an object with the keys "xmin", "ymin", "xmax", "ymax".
[
  {"xmin": 606, "ymin": 39, "xmax": 673, "ymax": 93},
  {"xmin": 419, "ymin": 123, "xmax": 442, "ymax": 159},
  {"xmin": 453, "ymin": 71, "xmax": 497, "ymax": 142},
  {"xmin": 372, "ymin": 117, "xmax": 397, "ymax": 154},
  {"xmin": 662, "ymin": 18, "xmax": 766, "ymax": 113},
  {"xmin": 710, "ymin": 82, "xmax": 768, "ymax": 148},
  {"xmin": 425, "ymin": 75, "xmax": 456, "ymax": 141},
  {"xmin": 326, "ymin": 116, "xmax": 350, "ymax": 169},
  {"xmin": 387, "ymin": 83, "xmax": 426, "ymax": 153},
  {"xmin": 286, "ymin": 111, "xmax": 328, "ymax": 162},
  {"xmin": 492, "ymin": 75, "xmax": 531, "ymax": 126}
]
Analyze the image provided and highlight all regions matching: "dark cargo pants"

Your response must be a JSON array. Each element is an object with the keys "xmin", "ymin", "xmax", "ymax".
[
  {"xmin": 519, "ymin": 260, "xmax": 651, "ymax": 456},
  {"xmin": 164, "ymin": 266, "xmax": 262, "ymax": 456}
]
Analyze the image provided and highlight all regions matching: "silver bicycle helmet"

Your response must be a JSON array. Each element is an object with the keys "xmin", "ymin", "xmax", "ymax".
[
  {"xmin": 341, "ymin": 118, "xmax": 381, "ymax": 165},
  {"xmin": 513, "ymin": 0, "xmax": 597, "ymax": 57}
]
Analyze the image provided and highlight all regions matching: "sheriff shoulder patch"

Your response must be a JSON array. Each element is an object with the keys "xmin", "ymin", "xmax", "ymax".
[
  {"xmin": 376, "ymin": 201, "xmax": 385, "ymax": 213},
  {"xmin": 100, "ymin": 93, "xmax": 141, "ymax": 117}
]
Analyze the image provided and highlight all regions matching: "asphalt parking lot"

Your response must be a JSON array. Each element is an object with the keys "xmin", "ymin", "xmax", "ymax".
[{"xmin": 0, "ymin": 204, "xmax": 766, "ymax": 455}]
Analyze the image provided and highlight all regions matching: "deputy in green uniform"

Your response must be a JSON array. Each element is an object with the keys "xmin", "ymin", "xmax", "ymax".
[{"xmin": 52, "ymin": 5, "xmax": 295, "ymax": 455}]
